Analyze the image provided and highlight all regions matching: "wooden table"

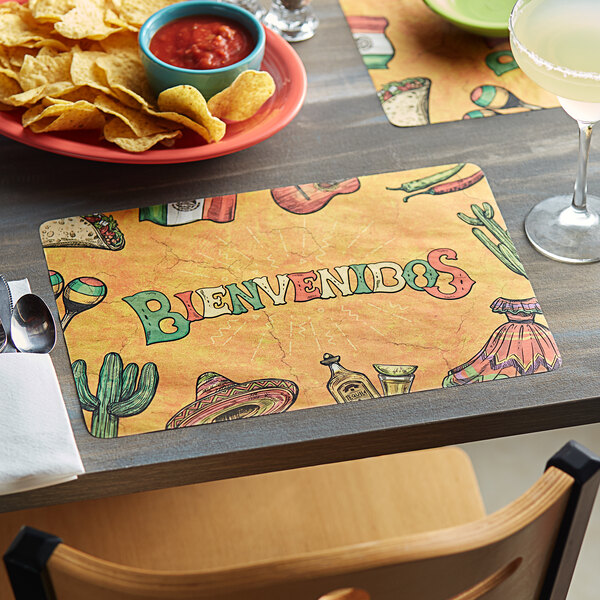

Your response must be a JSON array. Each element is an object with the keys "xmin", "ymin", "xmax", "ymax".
[{"xmin": 1, "ymin": 0, "xmax": 599, "ymax": 513}]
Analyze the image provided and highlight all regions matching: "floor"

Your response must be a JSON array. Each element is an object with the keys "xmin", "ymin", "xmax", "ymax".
[{"xmin": 459, "ymin": 422, "xmax": 600, "ymax": 600}]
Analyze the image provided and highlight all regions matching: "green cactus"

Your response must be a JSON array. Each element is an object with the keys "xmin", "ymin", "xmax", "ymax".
[
  {"xmin": 72, "ymin": 352, "xmax": 159, "ymax": 438},
  {"xmin": 457, "ymin": 202, "xmax": 526, "ymax": 278}
]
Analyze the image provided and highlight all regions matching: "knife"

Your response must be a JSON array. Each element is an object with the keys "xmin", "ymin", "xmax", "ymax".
[{"xmin": 0, "ymin": 274, "xmax": 15, "ymax": 352}]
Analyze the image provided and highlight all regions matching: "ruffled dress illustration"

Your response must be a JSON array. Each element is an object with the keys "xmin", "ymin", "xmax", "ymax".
[{"xmin": 443, "ymin": 297, "xmax": 561, "ymax": 386}]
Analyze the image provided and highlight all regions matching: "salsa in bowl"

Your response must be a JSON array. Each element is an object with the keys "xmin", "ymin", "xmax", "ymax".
[{"xmin": 139, "ymin": 1, "xmax": 266, "ymax": 99}]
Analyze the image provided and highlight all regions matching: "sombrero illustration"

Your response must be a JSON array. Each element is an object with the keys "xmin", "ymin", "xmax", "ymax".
[{"xmin": 165, "ymin": 372, "xmax": 299, "ymax": 428}]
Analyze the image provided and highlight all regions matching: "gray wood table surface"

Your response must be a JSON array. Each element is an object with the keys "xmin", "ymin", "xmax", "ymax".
[{"xmin": 1, "ymin": 0, "xmax": 599, "ymax": 513}]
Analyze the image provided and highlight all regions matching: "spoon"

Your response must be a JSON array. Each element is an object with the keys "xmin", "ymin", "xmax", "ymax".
[
  {"xmin": 10, "ymin": 293, "xmax": 57, "ymax": 353},
  {"xmin": 0, "ymin": 317, "xmax": 7, "ymax": 352},
  {"xmin": 0, "ymin": 274, "xmax": 12, "ymax": 353}
]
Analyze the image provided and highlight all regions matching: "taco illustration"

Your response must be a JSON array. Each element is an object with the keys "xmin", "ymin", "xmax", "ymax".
[
  {"xmin": 378, "ymin": 77, "xmax": 431, "ymax": 127},
  {"xmin": 40, "ymin": 214, "xmax": 125, "ymax": 250},
  {"xmin": 165, "ymin": 371, "xmax": 298, "ymax": 428}
]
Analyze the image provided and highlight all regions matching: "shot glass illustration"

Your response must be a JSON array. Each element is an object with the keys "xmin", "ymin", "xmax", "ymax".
[{"xmin": 373, "ymin": 364, "xmax": 418, "ymax": 396}]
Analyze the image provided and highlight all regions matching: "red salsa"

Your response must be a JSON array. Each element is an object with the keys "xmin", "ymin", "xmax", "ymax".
[{"xmin": 149, "ymin": 15, "xmax": 254, "ymax": 71}]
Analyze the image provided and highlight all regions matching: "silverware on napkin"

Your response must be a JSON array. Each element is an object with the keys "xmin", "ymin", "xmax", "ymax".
[
  {"xmin": 0, "ymin": 315, "xmax": 6, "ymax": 352},
  {"xmin": 11, "ymin": 293, "xmax": 57, "ymax": 353}
]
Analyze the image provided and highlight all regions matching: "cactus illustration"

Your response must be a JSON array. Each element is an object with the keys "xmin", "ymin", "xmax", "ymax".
[
  {"xmin": 72, "ymin": 352, "xmax": 159, "ymax": 438},
  {"xmin": 457, "ymin": 202, "xmax": 526, "ymax": 278}
]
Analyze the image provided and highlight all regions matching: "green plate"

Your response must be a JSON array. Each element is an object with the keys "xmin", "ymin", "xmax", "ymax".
[{"xmin": 422, "ymin": 0, "xmax": 514, "ymax": 37}]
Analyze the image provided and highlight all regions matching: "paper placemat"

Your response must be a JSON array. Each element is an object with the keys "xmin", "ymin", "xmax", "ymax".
[
  {"xmin": 40, "ymin": 164, "xmax": 561, "ymax": 438},
  {"xmin": 339, "ymin": 0, "xmax": 559, "ymax": 126}
]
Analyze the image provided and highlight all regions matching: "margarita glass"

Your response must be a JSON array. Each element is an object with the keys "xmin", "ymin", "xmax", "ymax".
[{"xmin": 509, "ymin": 0, "xmax": 600, "ymax": 263}]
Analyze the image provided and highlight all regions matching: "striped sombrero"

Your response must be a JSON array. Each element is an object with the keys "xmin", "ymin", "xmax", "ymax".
[{"xmin": 165, "ymin": 372, "xmax": 298, "ymax": 428}]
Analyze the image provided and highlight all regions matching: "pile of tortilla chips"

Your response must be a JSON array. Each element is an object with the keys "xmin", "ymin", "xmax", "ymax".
[{"xmin": 0, "ymin": 0, "xmax": 276, "ymax": 151}]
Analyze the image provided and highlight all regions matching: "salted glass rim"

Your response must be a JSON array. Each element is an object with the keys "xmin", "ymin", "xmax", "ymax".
[{"xmin": 509, "ymin": 0, "xmax": 600, "ymax": 82}]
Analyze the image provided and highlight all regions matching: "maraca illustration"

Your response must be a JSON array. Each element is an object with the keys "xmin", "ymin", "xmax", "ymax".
[
  {"xmin": 485, "ymin": 51, "xmax": 518, "ymax": 77},
  {"xmin": 49, "ymin": 270, "xmax": 64, "ymax": 299},
  {"xmin": 463, "ymin": 108, "xmax": 499, "ymax": 119},
  {"xmin": 470, "ymin": 85, "xmax": 543, "ymax": 112},
  {"xmin": 61, "ymin": 277, "xmax": 107, "ymax": 330}
]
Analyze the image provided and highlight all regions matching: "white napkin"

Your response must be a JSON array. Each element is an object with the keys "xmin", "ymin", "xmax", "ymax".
[{"xmin": 0, "ymin": 279, "xmax": 84, "ymax": 496}]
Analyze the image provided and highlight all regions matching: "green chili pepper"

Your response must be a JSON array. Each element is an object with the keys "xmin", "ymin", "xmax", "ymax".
[
  {"xmin": 402, "ymin": 170, "xmax": 484, "ymax": 202},
  {"xmin": 386, "ymin": 163, "xmax": 465, "ymax": 193}
]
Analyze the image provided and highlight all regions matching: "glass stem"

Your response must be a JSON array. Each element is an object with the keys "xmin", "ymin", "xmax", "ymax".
[{"xmin": 572, "ymin": 121, "xmax": 594, "ymax": 212}]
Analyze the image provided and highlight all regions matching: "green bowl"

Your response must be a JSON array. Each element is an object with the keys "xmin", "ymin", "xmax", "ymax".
[
  {"xmin": 139, "ymin": 0, "xmax": 266, "ymax": 100},
  {"xmin": 422, "ymin": 0, "xmax": 514, "ymax": 37}
]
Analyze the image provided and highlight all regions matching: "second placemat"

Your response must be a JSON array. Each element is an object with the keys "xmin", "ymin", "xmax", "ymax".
[{"xmin": 339, "ymin": 0, "xmax": 558, "ymax": 126}]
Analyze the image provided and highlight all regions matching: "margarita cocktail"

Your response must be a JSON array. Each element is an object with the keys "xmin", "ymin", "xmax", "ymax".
[{"xmin": 510, "ymin": 0, "xmax": 600, "ymax": 262}]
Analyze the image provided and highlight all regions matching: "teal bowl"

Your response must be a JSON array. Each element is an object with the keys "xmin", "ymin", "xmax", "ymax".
[{"xmin": 139, "ymin": 1, "xmax": 266, "ymax": 100}]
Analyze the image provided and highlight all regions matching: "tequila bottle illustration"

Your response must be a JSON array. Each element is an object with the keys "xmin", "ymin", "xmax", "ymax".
[{"xmin": 320, "ymin": 353, "xmax": 379, "ymax": 403}]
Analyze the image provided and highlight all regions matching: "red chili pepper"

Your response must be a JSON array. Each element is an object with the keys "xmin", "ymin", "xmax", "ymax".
[{"xmin": 403, "ymin": 170, "xmax": 484, "ymax": 202}]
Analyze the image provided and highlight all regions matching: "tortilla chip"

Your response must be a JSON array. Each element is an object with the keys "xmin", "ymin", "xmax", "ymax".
[
  {"xmin": 5, "ymin": 80, "xmax": 76, "ymax": 105},
  {"xmin": 0, "ymin": 4, "xmax": 57, "ymax": 48},
  {"xmin": 94, "ymin": 93, "xmax": 178, "ymax": 137},
  {"xmin": 98, "ymin": 30, "xmax": 139, "ymax": 57},
  {"xmin": 207, "ymin": 70, "xmax": 276, "ymax": 122},
  {"xmin": 18, "ymin": 50, "xmax": 72, "ymax": 90},
  {"xmin": 0, "ymin": 71, "xmax": 22, "ymax": 103},
  {"xmin": 47, "ymin": 84, "xmax": 99, "ymax": 104},
  {"xmin": 144, "ymin": 105, "xmax": 213, "ymax": 142},
  {"xmin": 22, "ymin": 98, "xmax": 105, "ymax": 132},
  {"xmin": 95, "ymin": 52, "xmax": 154, "ymax": 107},
  {"xmin": 157, "ymin": 85, "xmax": 226, "ymax": 143},
  {"xmin": 54, "ymin": 0, "xmax": 122, "ymax": 40},
  {"xmin": 29, "ymin": 0, "xmax": 77, "ymax": 23},
  {"xmin": 1, "ymin": 46, "xmax": 37, "ymax": 70},
  {"xmin": 110, "ymin": 0, "xmax": 172, "ymax": 28},
  {"xmin": 103, "ymin": 8, "xmax": 137, "ymax": 32},
  {"xmin": 103, "ymin": 115, "xmax": 181, "ymax": 152},
  {"xmin": 70, "ymin": 48, "xmax": 112, "ymax": 92}
]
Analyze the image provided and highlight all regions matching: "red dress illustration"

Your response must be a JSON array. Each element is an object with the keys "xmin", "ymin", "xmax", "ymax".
[{"xmin": 443, "ymin": 297, "xmax": 561, "ymax": 386}]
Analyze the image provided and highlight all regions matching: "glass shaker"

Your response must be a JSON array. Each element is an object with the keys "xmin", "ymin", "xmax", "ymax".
[
  {"xmin": 263, "ymin": 0, "xmax": 319, "ymax": 42},
  {"xmin": 219, "ymin": 0, "xmax": 266, "ymax": 20}
]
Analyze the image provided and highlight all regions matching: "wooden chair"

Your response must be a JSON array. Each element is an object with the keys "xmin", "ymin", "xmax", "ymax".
[{"xmin": 2, "ymin": 440, "xmax": 599, "ymax": 600}]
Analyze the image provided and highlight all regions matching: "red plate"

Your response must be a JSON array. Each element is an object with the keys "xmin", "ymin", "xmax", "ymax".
[{"xmin": 0, "ymin": 26, "xmax": 307, "ymax": 164}]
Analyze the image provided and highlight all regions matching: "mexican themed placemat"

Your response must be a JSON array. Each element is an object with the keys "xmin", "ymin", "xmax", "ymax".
[
  {"xmin": 40, "ymin": 163, "xmax": 561, "ymax": 438},
  {"xmin": 338, "ymin": 0, "xmax": 559, "ymax": 126}
]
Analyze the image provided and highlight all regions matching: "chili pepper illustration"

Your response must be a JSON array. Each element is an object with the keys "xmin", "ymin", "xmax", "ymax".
[
  {"xmin": 386, "ymin": 163, "xmax": 465, "ymax": 193},
  {"xmin": 403, "ymin": 170, "xmax": 484, "ymax": 202},
  {"xmin": 457, "ymin": 202, "xmax": 526, "ymax": 278}
]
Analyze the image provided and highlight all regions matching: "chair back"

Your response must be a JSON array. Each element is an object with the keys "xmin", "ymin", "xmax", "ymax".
[{"xmin": 4, "ymin": 440, "xmax": 600, "ymax": 600}]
